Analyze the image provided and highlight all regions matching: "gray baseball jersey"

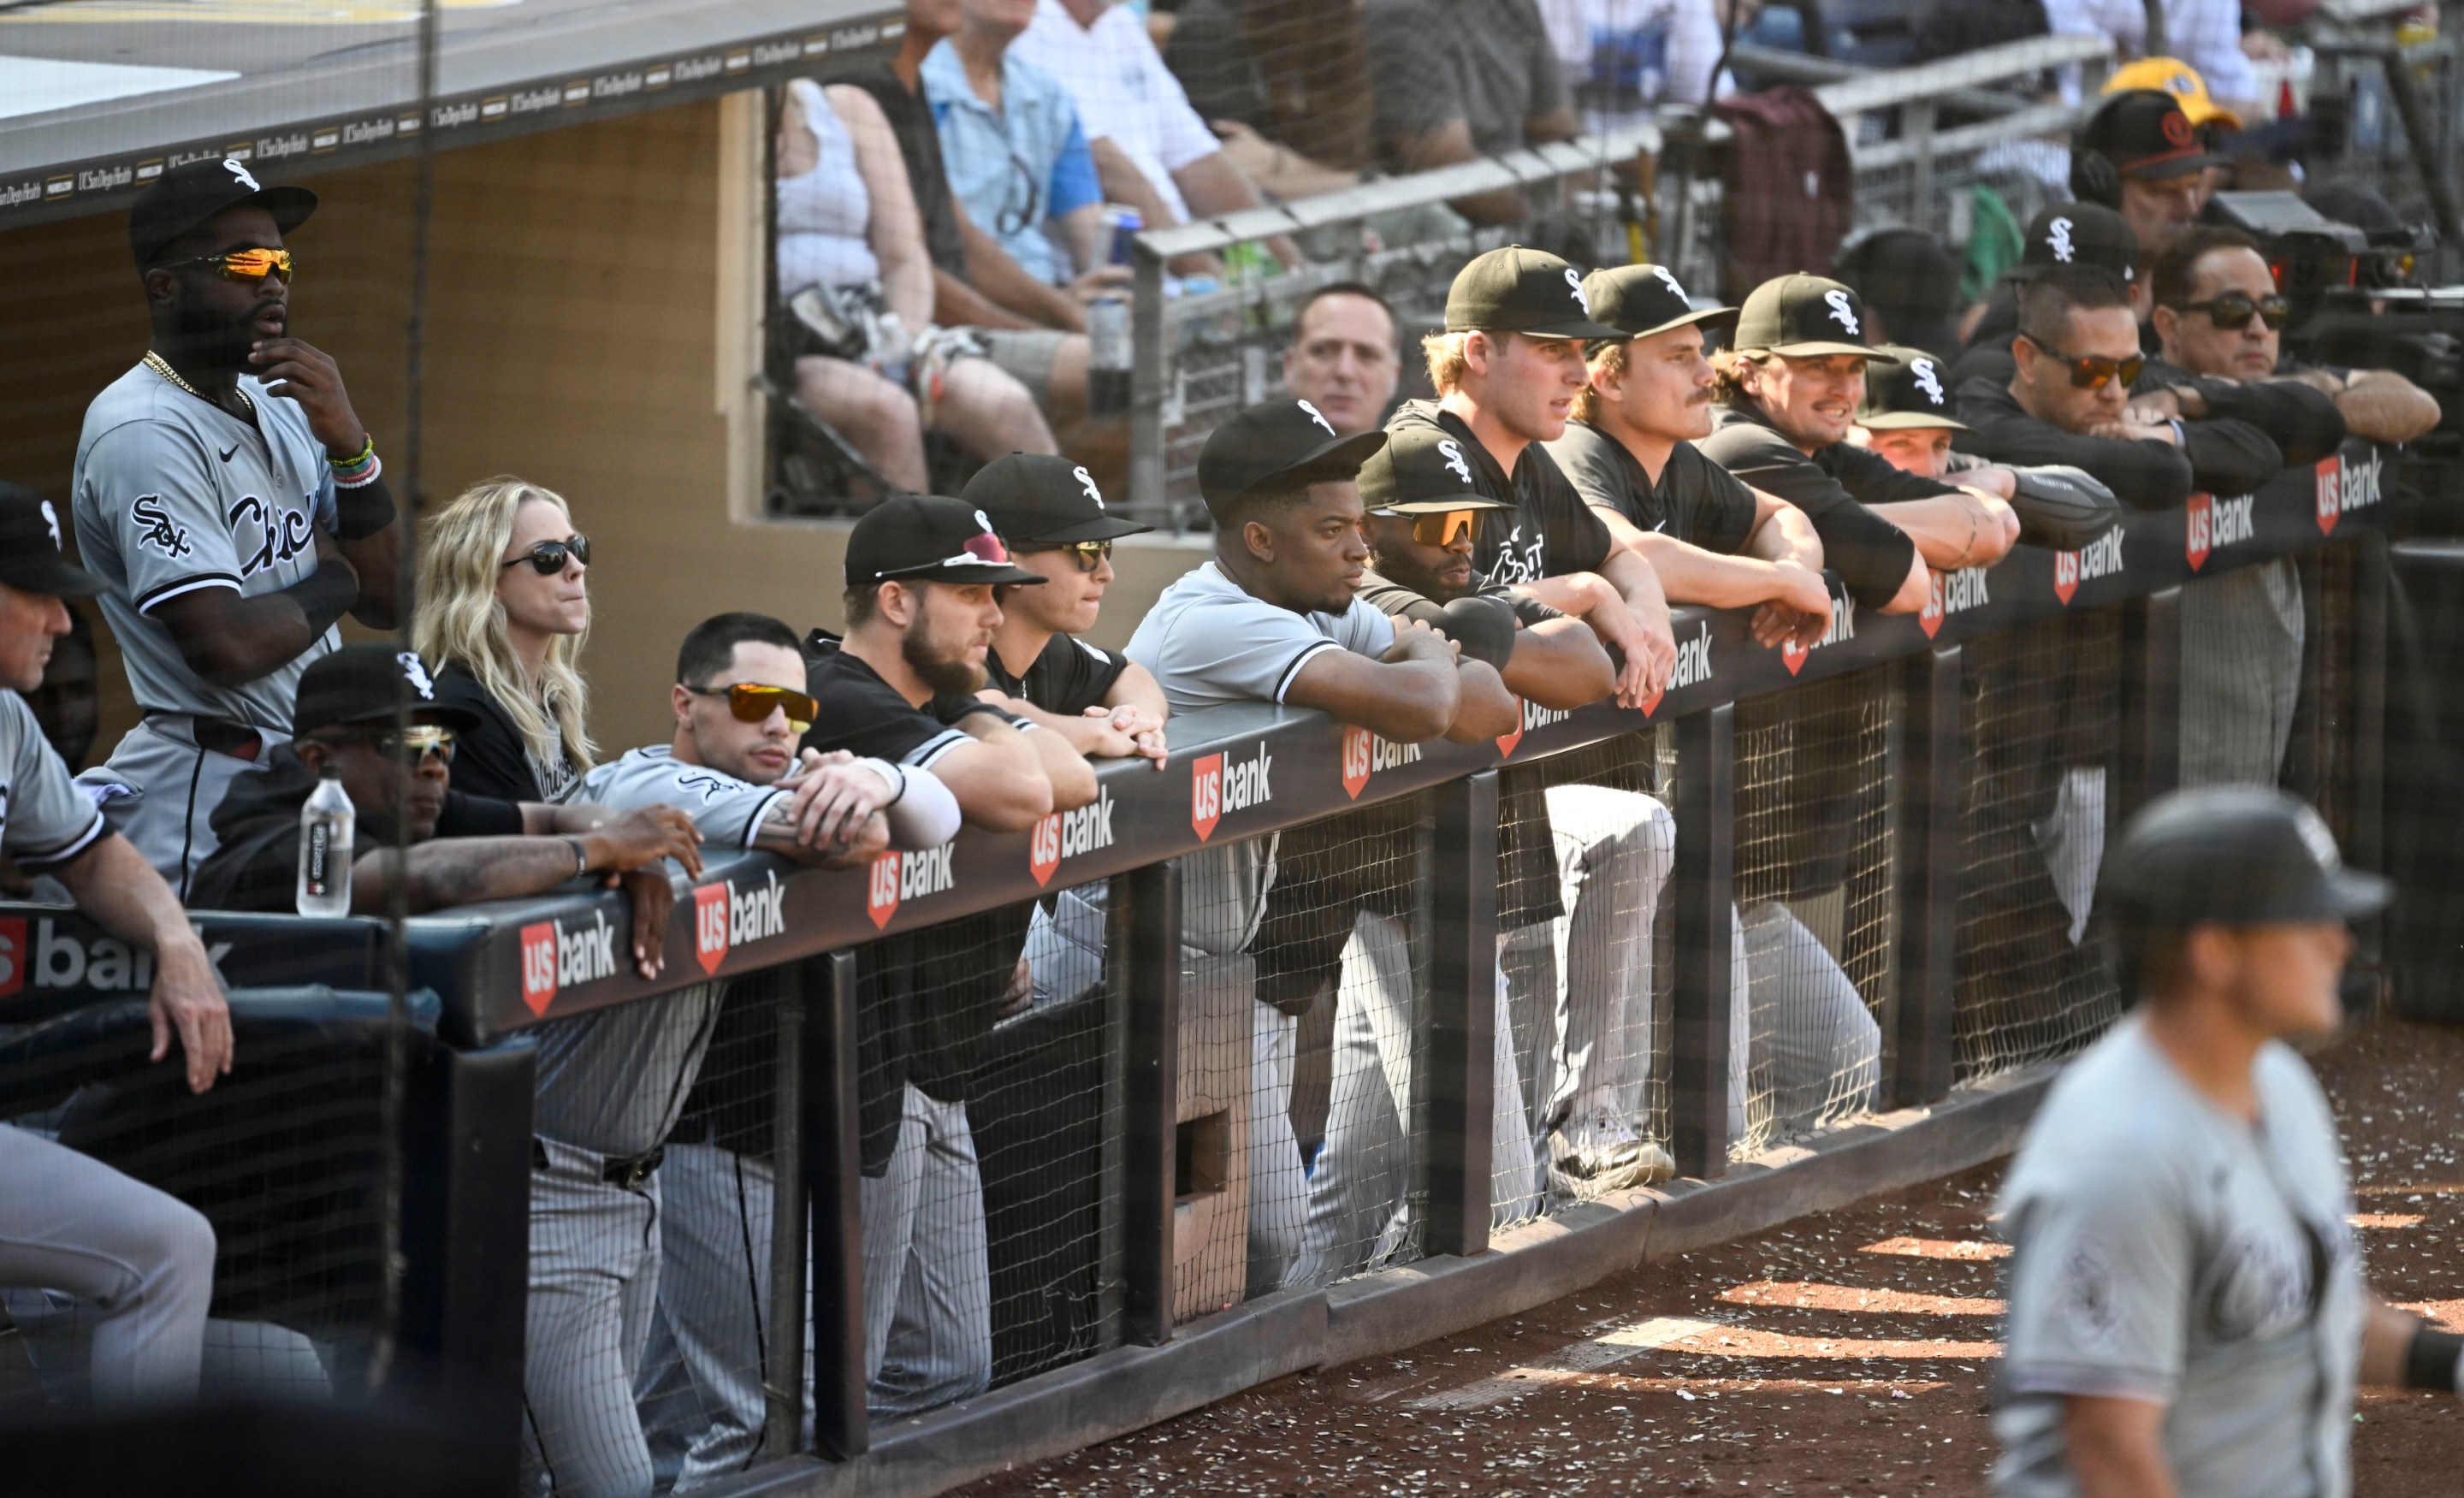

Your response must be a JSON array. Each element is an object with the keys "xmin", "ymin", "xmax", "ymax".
[
  {"xmin": 1993, "ymin": 1015, "xmax": 2364, "ymax": 1498},
  {"xmin": 1125, "ymin": 561, "xmax": 1397, "ymax": 715},
  {"xmin": 72, "ymin": 364, "xmax": 341, "ymax": 731},
  {"xmin": 0, "ymin": 690, "xmax": 107, "ymax": 871},
  {"xmin": 522, "ymin": 747, "xmax": 790, "ymax": 1158}
]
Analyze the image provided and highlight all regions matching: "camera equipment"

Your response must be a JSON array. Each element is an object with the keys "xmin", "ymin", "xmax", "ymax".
[{"xmin": 2202, "ymin": 191, "xmax": 2370, "ymax": 329}]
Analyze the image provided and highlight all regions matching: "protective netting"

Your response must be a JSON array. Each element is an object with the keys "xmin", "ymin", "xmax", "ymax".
[
  {"xmin": 1953, "ymin": 607, "xmax": 2125, "ymax": 1086},
  {"xmin": 1490, "ymin": 734, "xmax": 1676, "ymax": 1229},
  {"xmin": 1179, "ymin": 803, "xmax": 1430, "ymax": 1305},
  {"xmin": 0, "ymin": 989, "xmax": 423, "ymax": 1410},
  {"xmin": 1730, "ymin": 667, "xmax": 1894, "ymax": 1157}
]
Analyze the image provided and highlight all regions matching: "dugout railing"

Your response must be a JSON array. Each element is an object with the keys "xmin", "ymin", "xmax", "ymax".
[{"xmin": 0, "ymin": 442, "xmax": 2394, "ymax": 1490}]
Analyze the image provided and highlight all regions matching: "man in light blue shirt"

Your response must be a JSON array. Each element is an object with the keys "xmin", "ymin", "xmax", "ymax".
[{"xmin": 923, "ymin": 0, "xmax": 1107, "ymax": 286}]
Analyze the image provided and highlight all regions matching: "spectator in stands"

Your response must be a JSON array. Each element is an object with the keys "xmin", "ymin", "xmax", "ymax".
[
  {"xmin": 412, "ymin": 477, "xmax": 595, "ymax": 806},
  {"xmin": 26, "ymin": 603, "xmax": 99, "ymax": 770},
  {"xmin": 1955, "ymin": 266, "xmax": 2285, "ymax": 508},
  {"xmin": 74, "ymin": 159, "xmax": 406, "ymax": 897},
  {"xmin": 855, "ymin": 0, "xmax": 1107, "ymax": 432},
  {"xmin": 777, "ymin": 77, "xmax": 1058, "ymax": 492},
  {"xmin": 965, "ymin": 453, "xmax": 1169, "ymax": 766},
  {"xmin": 1162, "ymin": 0, "xmax": 1382, "ymax": 198},
  {"xmin": 187, "ymin": 645, "xmax": 702, "ymax": 938},
  {"xmin": 0, "ymin": 480, "xmax": 229, "ymax": 1406},
  {"xmin": 604, "ymin": 613, "xmax": 955, "ymax": 1490},
  {"xmin": 2134, "ymin": 226, "xmax": 2436, "ymax": 790},
  {"xmin": 1546, "ymin": 264, "xmax": 1833, "ymax": 647},
  {"xmin": 925, "ymin": 0, "xmax": 1110, "ymax": 290},
  {"xmin": 2068, "ymin": 91, "xmax": 2216, "ymax": 267},
  {"xmin": 803, "ymin": 495, "xmax": 1092, "ymax": 1414},
  {"xmin": 1389, "ymin": 246, "xmax": 1679, "ymax": 705},
  {"xmin": 1127, "ymin": 401, "xmax": 1513, "ymax": 1290},
  {"xmin": 1832, "ymin": 228, "xmax": 1965, "ymax": 362},
  {"xmin": 1699, "ymin": 275, "xmax": 2019, "ymax": 614},
  {"xmin": 1282, "ymin": 283, "xmax": 1405, "ymax": 440},
  {"xmin": 1957, "ymin": 201, "xmax": 2147, "ymax": 389},
  {"xmin": 1362, "ymin": 0, "xmax": 1579, "ymax": 223},
  {"xmin": 1014, "ymin": 0, "xmax": 1300, "ymax": 271}
]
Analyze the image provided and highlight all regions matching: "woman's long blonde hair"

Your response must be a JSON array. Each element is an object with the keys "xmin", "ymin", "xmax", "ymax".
[{"xmin": 412, "ymin": 477, "xmax": 596, "ymax": 779}]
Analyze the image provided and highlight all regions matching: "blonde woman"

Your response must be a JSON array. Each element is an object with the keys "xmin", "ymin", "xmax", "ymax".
[{"xmin": 413, "ymin": 477, "xmax": 595, "ymax": 803}]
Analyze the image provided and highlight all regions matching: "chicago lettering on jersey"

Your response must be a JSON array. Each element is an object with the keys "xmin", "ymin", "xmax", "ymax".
[
  {"xmin": 1340, "ymin": 725, "xmax": 1423, "ymax": 799},
  {"xmin": 224, "ymin": 493, "xmax": 317, "ymax": 580},
  {"xmin": 867, "ymin": 842, "xmax": 957, "ymax": 928},
  {"xmin": 693, "ymin": 868, "xmax": 790, "ymax": 975},
  {"xmin": 2052, "ymin": 529, "xmax": 2127, "ymax": 606},
  {"xmin": 518, "ymin": 909, "xmax": 620, "ymax": 1015},
  {"xmin": 1031, "ymin": 786, "xmax": 1117, "ymax": 885}
]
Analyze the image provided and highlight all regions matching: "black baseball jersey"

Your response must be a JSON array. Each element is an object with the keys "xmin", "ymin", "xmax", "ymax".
[
  {"xmin": 985, "ymin": 632, "xmax": 1130, "ymax": 718},
  {"xmin": 1386, "ymin": 400, "xmax": 1616, "ymax": 588},
  {"xmin": 1697, "ymin": 402, "xmax": 1932, "ymax": 610},
  {"xmin": 1546, "ymin": 420, "xmax": 1762, "ymax": 556}
]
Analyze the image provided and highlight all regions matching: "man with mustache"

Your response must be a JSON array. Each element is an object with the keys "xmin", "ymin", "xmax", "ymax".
[
  {"xmin": 803, "ymin": 494, "xmax": 1095, "ymax": 1414},
  {"xmin": 72, "ymin": 159, "xmax": 407, "ymax": 896}
]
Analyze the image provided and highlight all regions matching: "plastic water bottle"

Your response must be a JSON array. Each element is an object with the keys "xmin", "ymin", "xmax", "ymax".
[
  {"xmin": 1087, "ymin": 295, "xmax": 1130, "ymax": 416},
  {"xmin": 296, "ymin": 764, "xmax": 355, "ymax": 917}
]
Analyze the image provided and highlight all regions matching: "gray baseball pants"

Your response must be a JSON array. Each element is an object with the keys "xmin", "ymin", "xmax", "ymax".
[
  {"xmin": 0, "ymin": 1123, "xmax": 214, "ymax": 1405},
  {"xmin": 2179, "ymin": 559, "xmax": 2305, "ymax": 789},
  {"xmin": 521, "ymin": 1138, "xmax": 662, "ymax": 1498},
  {"xmin": 860, "ymin": 1083, "xmax": 991, "ymax": 1416},
  {"xmin": 77, "ymin": 718, "xmax": 280, "ymax": 900},
  {"xmin": 652, "ymin": 1141, "xmax": 809, "ymax": 1490}
]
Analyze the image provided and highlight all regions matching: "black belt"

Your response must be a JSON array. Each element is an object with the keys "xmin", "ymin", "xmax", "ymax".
[
  {"xmin": 531, "ymin": 1136, "xmax": 665, "ymax": 1191},
  {"xmin": 148, "ymin": 713, "xmax": 264, "ymax": 761}
]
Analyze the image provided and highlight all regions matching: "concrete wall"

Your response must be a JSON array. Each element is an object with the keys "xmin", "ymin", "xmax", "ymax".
[{"xmin": 0, "ymin": 95, "xmax": 1204, "ymax": 763}]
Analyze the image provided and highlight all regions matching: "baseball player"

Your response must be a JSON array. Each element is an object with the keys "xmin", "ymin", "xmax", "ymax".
[
  {"xmin": 72, "ymin": 158, "xmax": 405, "ymax": 896},
  {"xmin": 520, "ymin": 613, "xmax": 915, "ymax": 1498},
  {"xmin": 0, "ymin": 480, "xmax": 232, "ymax": 1405},
  {"xmin": 1996, "ymin": 786, "xmax": 2464, "ymax": 1496}
]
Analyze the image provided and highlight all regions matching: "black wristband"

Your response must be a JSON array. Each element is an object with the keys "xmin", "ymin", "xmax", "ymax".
[
  {"xmin": 2404, "ymin": 1325, "xmax": 2463, "ymax": 1392},
  {"xmin": 334, "ymin": 473, "xmax": 397, "ymax": 540},
  {"xmin": 284, "ymin": 559, "xmax": 358, "ymax": 637}
]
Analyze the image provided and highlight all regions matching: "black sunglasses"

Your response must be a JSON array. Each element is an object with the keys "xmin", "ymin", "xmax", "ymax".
[
  {"xmin": 1028, "ymin": 540, "xmax": 1112, "ymax": 573},
  {"xmin": 501, "ymin": 534, "xmax": 590, "ymax": 575},
  {"xmin": 2020, "ymin": 334, "xmax": 2144, "ymax": 391},
  {"xmin": 2177, "ymin": 292, "xmax": 2293, "ymax": 330}
]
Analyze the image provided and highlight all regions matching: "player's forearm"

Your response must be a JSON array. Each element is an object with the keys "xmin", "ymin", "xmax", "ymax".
[
  {"xmin": 2337, "ymin": 373, "xmax": 2443, "ymax": 446},
  {"xmin": 1023, "ymin": 724, "xmax": 1099, "ymax": 811},
  {"xmin": 1445, "ymin": 660, "xmax": 1519, "ymax": 742},
  {"xmin": 1632, "ymin": 532, "xmax": 1802, "ymax": 610},
  {"xmin": 58, "ymin": 833, "xmax": 211, "ymax": 972},
  {"xmin": 335, "ymin": 496, "xmax": 404, "ymax": 629},
  {"xmin": 352, "ymin": 836, "xmax": 581, "ymax": 915},
  {"xmin": 937, "ymin": 728, "xmax": 1057, "ymax": 831},
  {"xmin": 1105, "ymin": 662, "xmax": 1170, "ymax": 725},
  {"xmin": 1872, "ymin": 493, "xmax": 2011, "ymax": 570},
  {"xmin": 2062, "ymin": 1396, "xmax": 2178, "ymax": 1498},
  {"xmin": 1745, "ymin": 501, "xmax": 1826, "ymax": 571},
  {"xmin": 1502, "ymin": 618, "xmax": 1615, "ymax": 708}
]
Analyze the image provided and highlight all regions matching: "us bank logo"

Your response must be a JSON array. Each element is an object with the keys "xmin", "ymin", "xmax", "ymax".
[
  {"xmin": 2183, "ymin": 492, "xmax": 2253, "ymax": 571},
  {"xmin": 1029, "ymin": 787, "xmax": 1117, "ymax": 885},
  {"xmin": 519, "ymin": 910, "xmax": 621, "ymax": 1015},
  {"xmin": 1190, "ymin": 743, "xmax": 1272, "ymax": 841},
  {"xmin": 692, "ymin": 868, "xmax": 789, "ymax": 976},
  {"xmin": 1340, "ymin": 725, "xmax": 1423, "ymax": 799},
  {"xmin": 2052, "ymin": 530, "xmax": 2125, "ymax": 606},
  {"xmin": 867, "ymin": 843, "xmax": 956, "ymax": 929},
  {"xmin": 1918, "ymin": 566, "xmax": 1990, "ymax": 639},
  {"xmin": 1639, "ymin": 621, "xmax": 1713, "ymax": 717}
]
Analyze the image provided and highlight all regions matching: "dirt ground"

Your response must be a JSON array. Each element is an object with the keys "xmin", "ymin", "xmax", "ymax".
[{"xmin": 959, "ymin": 1011, "xmax": 2464, "ymax": 1496}]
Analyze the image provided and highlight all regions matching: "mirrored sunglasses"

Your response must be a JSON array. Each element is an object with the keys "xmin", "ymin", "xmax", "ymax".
[
  {"xmin": 1409, "ymin": 510, "xmax": 1481, "ymax": 547},
  {"xmin": 157, "ymin": 247, "xmax": 294, "ymax": 284},
  {"xmin": 687, "ymin": 683, "xmax": 818, "ymax": 735}
]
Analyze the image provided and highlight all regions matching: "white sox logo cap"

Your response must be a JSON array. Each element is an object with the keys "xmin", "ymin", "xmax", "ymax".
[
  {"xmin": 1195, "ymin": 400, "xmax": 1388, "ymax": 519},
  {"xmin": 1856, "ymin": 345, "xmax": 1969, "ymax": 430},
  {"xmin": 959, "ymin": 453, "xmax": 1152, "ymax": 546},
  {"xmin": 844, "ymin": 493, "xmax": 1049, "ymax": 586},
  {"xmin": 1577, "ymin": 263, "xmax": 1738, "ymax": 353},
  {"xmin": 1731, "ymin": 274, "xmax": 1897, "ymax": 362},
  {"xmin": 127, "ymin": 155, "xmax": 319, "ymax": 272},
  {"xmin": 0, "ymin": 481, "xmax": 103, "ymax": 599},
  {"xmin": 2101, "ymin": 785, "xmax": 2389, "ymax": 927},
  {"xmin": 293, "ymin": 643, "xmax": 481, "ymax": 737},
  {"xmin": 1444, "ymin": 245, "xmax": 1624, "ymax": 340},
  {"xmin": 1358, "ymin": 428, "xmax": 1517, "ymax": 516}
]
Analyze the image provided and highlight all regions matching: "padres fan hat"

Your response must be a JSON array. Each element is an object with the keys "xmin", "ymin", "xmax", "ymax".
[
  {"xmin": 1578, "ymin": 263, "xmax": 1738, "ymax": 355},
  {"xmin": 2101, "ymin": 785, "xmax": 2390, "ymax": 928},
  {"xmin": 129, "ymin": 157, "xmax": 319, "ymax": 272},
  {"xmin": 1731, "ymin": 275, "xmax": 1898, "ymax": 362},
  {"xmin": 1855, "ymin": 346, "xmax": 1968, "ymax": 430},
  {"xmin": 1195, "ymin": 400, "xmax": 1388, "ymax": 519},
  {"xmin": 1444, "ymin": 245, "xmax": 1625, "ymax": 340},
  {"xmin": 2077, "ymin": 90, "xmax": 2216, "ymax": 181},
  {"xmin": 1358, "ymin": 428, "xmax": 1517, "ymax": 515},
  {"xmin": 293, "ymin": 645, "xmax": 480, "ymax": 738},
  {"xmin": 844, "ymin": 494, "xmax": 1047, "ymax": 587},
  {"xmin": 2105, "ymin": 56, "xmax": 2243, "ymax": 132},
  {"xmin": 2012, "ymin": 202, "xmax": 2139, "ymax": 284},
  {"xmin": 960, "ymin": 453, "xmax": 1152, "ymax": 547},
  {"xmin": 0, "ymin": 482, "xmax": 103, "ymax": 600}
]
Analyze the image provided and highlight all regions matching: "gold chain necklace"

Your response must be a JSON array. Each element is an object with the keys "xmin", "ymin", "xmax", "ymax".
[{"xmin": 143, "ymin": 350, "xmax": 253, "ymax": 419}]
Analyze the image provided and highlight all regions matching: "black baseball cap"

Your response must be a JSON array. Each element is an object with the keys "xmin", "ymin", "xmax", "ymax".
[
  {"xmin": 2078, "ymin": 90, "xmax": 2215, "ymax": 181},
  {"xmin": 960, "ymin": 453, "xmax": 1152, "ymax": 546},
  {"xmin": 844, "ymin": 494, "xmax": 1045, "ymax": 587},
  {"xmin": 1731, "ymin": 275, "xmax": 1898, "ymax": 361},
  {"xmin": 293, "ymin": 645, "xmax": 480, "ymax": 738},
  {"xmin": 1358, "ymin": 428, "xmax": 1517, "ymax": 515},
  {"xmin": 1195, "ymin": 400, "xmax": 1387, "ymax": 519},
  {"xmin": 2101, "ymin": 785, "xmax": 2390, "ymax": 928},
  {"xmin": 0, "ymin": 483, "xmax": 104, "ymax": 600},
  {"xmin": 128, "ymin": 157, "xmax": 318, "ymax": 272},
  {"xmin": 1578, "ymin": 263, "xmax": 1738, "ymax": 353},
  {"xmin": 1856, "ymin": 346, "xmax": 1968, "ymax": 430},
  {"xmin": 2012, "ymin": 202, "xmax": 2138, "ymax": 284},
  {"xmin": 1444, "ymin": 246, "xmax": 1625, "ymax": 340}
]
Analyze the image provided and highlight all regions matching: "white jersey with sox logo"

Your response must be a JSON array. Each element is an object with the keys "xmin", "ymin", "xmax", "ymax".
[{"xmin": 72, "ymin": 363, "xmax": 342, "ymax": 730}]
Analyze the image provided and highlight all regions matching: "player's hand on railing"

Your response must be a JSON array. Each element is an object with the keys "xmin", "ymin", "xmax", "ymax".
[
  {"xmin": 1599, "ymin": 602, "xmax": 1677, "ymax": 709},
  {"xmin": 1087, "ymin": 703, "xmax": 1170, "ymax": 769},
  {"xmin": 1384, "ymin": 616, "xmax": 1462, "ymax": 664},
  {"xmin": 585, "ymin": 805, "xmax": 705, "ymax": 881},
  {"xmin": 2089, "ymin": 418, "xmax": 2183, "ymax": 446},
  {"xmin": 1750, "ymin": 561, "xmax": 1836, "ymax": 649},
  {"xmin": 780, "ymin": 749, "xmax": 892, "ymax": 851},
  {"xmin": 998, "ymin": 955, "xmax": 1034, "ymax": 1021},
  {"xmin": 150, "ymin": 934, "xmax": 233, "ymax": 1095},
  {"xmin": 617, "ymin": 867, "xmax": 672, "ymax": 980}
]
